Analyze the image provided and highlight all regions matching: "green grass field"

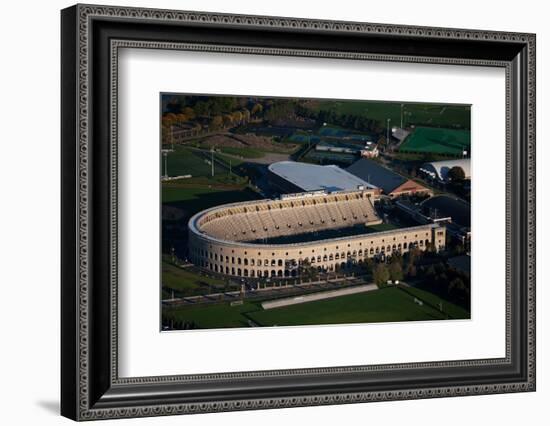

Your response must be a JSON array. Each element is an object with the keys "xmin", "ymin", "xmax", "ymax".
[
  {"xmin": 164, "ymin": 300, "xmax": 260, "ymax": 329},
  {"xmin": 162, "ymin": 185, "xmax": 260, "ymax": 220},
  {"xmin": 162, "ymin": 261, "xmax": 231, "ymax": 296},
  {"xmin": 399, "ymin": 127, "xmax": 470, "ymax": 155},
  {"xmin": 217, "ymin": 146, "xmax": 265, "ymax": 158},
  {"xmin": 162, "ymin": 285, "xmax": 470, "ymax": 330},
  {"xmin": 311, "ymin": 101, "xmax": 470, "ymax": 129},
  {"xmin": 164, "ymin": 146, "xmax": 225, "ymax": 177}
]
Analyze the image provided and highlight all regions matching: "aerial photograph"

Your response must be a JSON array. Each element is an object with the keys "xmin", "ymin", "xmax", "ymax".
[{"xmin": 160, "ymin": 94, "xmax": 471, "ymax": 331}]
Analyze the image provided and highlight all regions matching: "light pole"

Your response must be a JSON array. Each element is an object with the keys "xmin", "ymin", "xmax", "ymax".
[
  {"xmin": 170, "ymin": 125, "xmax": 174, "ymax": 151},
  {"xmin": 386, "ymin": 118, "xmax": 391, "ymax": 147},
  {"xmin": 400, "ymin": 104, "xmax": 404, "ymax": 128},
  {"xmin": 163, "ymin": 151, "xmax": 168, "ymax": 178},
  {"xmin": 211, "ymin": 148, "xmax": 214, "ymax": 177}
]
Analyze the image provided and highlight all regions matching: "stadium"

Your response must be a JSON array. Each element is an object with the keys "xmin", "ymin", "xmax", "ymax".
[{"xmin": 188, "ymin": 189, "xmax": 446, "ymax": 279}]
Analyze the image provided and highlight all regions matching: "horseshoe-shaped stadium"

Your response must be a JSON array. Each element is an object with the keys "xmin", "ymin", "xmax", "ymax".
[{"xmin": 188, "ymin": 189, "xmax": 446, "ymax": 279}]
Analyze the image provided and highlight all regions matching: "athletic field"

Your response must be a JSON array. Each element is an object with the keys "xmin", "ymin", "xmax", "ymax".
[
  {"xmin": 311, "ymin": 101, "xmax": 470, "ymax": 129},
  {"xmin": 399, "ymin": 127, "xmax": 471, "ymax": 156},
  {"xmin": 162, "ymin": 285, "xmax": 470, "ymax": 330}
]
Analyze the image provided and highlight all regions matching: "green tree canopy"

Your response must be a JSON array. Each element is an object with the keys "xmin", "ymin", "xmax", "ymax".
[{"xmin": 448, "ymin": 166, "xmax": 466, "ymax": 182}]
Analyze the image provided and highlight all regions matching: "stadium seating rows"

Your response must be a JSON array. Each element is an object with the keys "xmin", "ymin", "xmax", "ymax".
[{"xmin": 198, "ymin": 191, "xmax": 382, "ymax": 242}]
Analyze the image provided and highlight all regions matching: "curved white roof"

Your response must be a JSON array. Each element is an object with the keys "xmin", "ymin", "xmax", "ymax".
[
  {"xmin": 420, "ymin": 159, "xmax": 471, "ymax": 181},
  {"xmin": 268, "ymin": 161, "xmax": 377, "ymax": 192}
]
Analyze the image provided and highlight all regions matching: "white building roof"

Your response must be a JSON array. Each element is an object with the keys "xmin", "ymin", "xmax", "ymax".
[
  {"xmin": 268, "ymin": 161, "xmax": 377, "ymax": 193},
  {"xmin": 420, "ymin": 158, "xmax": 471, "ymax": 181}
]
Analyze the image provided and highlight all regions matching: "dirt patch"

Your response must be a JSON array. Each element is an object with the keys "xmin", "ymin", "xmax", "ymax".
[{"xmin": 200, "ymin": 133, "xmax": 296, "ymax": 153}]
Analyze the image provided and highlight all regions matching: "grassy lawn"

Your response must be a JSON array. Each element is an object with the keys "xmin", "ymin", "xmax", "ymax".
[
  {"xmin": 162, "ymin": 184, "xmax": 259, "ymax": 209},
  {"xmin": 248, "ymin": 286, "xmax": 451, "ymax": 326},
  {"xmin": 162, "ymin": 261, "xmax": 229, "ymax": 295},
  {"xmin": 218, "ymin": 146, "xmax": 265, "ymax": 158},
  {"xmin": 163, "ymin": 301, "xmax": 260, "ymax": 329},
  {"xmin": 162, "ymin": 285, "xmax": 469, "ymax": 330},
  {"xmin": 165, "ymin": 146, "xmax": 228, "ymax": 177},
  {"xmin": 397, "ymin": 286, "xmax": 470, "ymax": 319},
  {"xmin": 399, "ymin": 127, "xmax": 471, "ymax": 156},
  {"xmin": 310, "ymin": 101, "xmax": 470, "ymax": 129}
]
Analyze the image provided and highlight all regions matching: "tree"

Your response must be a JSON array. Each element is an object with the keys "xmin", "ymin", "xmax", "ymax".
[
  {"xmin": 447, "ymin": 166, "xmax": 466, "ymax": 182},
  {"xmin": 299, "ymin": 259, "xmax": 318, "ymax": 280},
  {"xmin": 373, "ymin": 263, "xmax": 390, "ymax": 286},
  {"xmin": 389, "ymin": 262, "xmax": 404, "ymax": 282},
  {"xmin": 406, "ymin": 264, "xmax": 417, "ymax": 278},
  {"xmin": 209, "ymin": 115, "xmax": 224, "ymax": 130},
  {"xmin": 251, "ymin": 103, "xmax": 263, "ymax": 116}
]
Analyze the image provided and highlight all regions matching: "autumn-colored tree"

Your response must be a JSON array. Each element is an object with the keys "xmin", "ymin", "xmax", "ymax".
[
  {"xmin": 389, "ymin": 261, "xmax": 404, "ymax": 282},
  {"xmin": 182, "ymin": 107, "xmax": 195, "ymax": 119},
  {"xmin": 222, "ymin": 114, "xmax": 234, "ymax": 127},
  {"xmin": 251, "ymin": 103, "xmax": 263, "ymax": 116},
  {"xmin": 209, "ymin": 115, "xmax": 224, "ymax": 130},
  {"xmin": 241, "ymin": 108, "xmax": 250, "ymax": 123},
  {"xmin": 373, "ymin": 263, "xmax": 390, "ymax": 286}
]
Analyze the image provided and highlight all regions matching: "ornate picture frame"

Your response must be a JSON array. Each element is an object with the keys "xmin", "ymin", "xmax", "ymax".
[{"xmin": 61, "ymin": 4, "xmax": 536, "ymax": 420}]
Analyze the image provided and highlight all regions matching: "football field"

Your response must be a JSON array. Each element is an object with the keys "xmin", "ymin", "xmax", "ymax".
[{"xmin": 162, "ymin": 285, "xmax": 470, "ymax": 330}]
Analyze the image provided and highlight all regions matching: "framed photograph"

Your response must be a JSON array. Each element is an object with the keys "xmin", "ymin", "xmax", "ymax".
[{"xmin": 61, "ymin": 4, "xmax": 536, "ymax": 421}]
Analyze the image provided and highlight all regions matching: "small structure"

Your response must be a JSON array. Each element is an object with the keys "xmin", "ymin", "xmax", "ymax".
[
  {"xmin": 347, "ymin": 158, "xmax": 431, "ymax": 198},
  {"xmin": 360, "ymin": 142, "xmax": 379, "ymax": 158},
  {"xmin": 392, "ymin": 127, "xmax": 410, "ymax": 143},
  {"xmin": 315, "ymin": 141, "xmax": 361, "ymax": 155}
]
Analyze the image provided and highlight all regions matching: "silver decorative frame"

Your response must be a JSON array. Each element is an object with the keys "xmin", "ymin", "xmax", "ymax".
[{"xmin": 61, "ymin": 4, "xmax": 536, "ymax": 421}]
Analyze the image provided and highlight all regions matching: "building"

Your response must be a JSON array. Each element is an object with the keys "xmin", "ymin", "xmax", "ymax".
[
  {"xmin": 419, "ymin": 158, "xmax": 471, "ymax": 182},
  {"xmin": 188, "ymin": 190, "xmax": 446, "ymax": 278},
  {"xmin": 315, "ymin": 141, "xmax": 361, "ymax": 155},
  {"xmin": 347, "ymin": 158, "xmax": 431, "ymax": 198},
  {"xmin": 360, "ymin": 142, "xmax": 379, "ymax": 158},
  {"xmin": 268, "ymin": 161, "xmax": 378, "ymax": 194},
  {"xmin": 392, "ymin": 127, "xmax": 410, "ymax": 143},
  {"xmin": 421, "ymin": 195, "xmax": 471, "ymax": 246}
]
